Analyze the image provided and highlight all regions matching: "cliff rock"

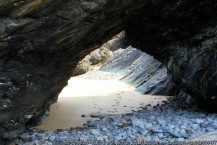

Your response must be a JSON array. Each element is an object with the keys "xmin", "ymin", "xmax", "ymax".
[{"xmin": 0, "ymin": 0, "xmax": 217, "ymax": 142}]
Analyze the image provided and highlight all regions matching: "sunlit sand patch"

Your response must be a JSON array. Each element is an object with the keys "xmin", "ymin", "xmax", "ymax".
[{"xmin": 36, "ymin": 77, "xmax": 169, "ymax": 130}]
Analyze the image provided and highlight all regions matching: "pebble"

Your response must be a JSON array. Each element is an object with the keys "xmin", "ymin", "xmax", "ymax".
[
  {"xmin": 145, "ymin": 136, "xmax": 152, "ymax": 141},
  {"xmin": 132, "ymin": 119, "xmax": 144, "ymax": 129},
  {"xmin": 206, "ymin": 126, "xmax": 215, "ymax": 132},
  {"xmin": 49, "ymin": 136, "xmax": 55, "ymax": 142},
  {"xmin": 33, "ymin": 140, "xmax": 39, "ymax": 145},
  {"xmin": 150, "ymin": 127, "xmax": 163, "ymax": 133},
  {"xmin": 96, "ymin": 137, "xmax": 104, "ymax": 141},
  {"xmin": 146, "ymin": 123, "xmax": 153, "ymax": 128},
  {"xmin": 90, "ymin": 113, "xmax": 111, "ymax": 118},
  {"xmin": 194, "ymin": 118, "xmax": 204, "ymax": 124},
  {"xmin": 213, "ymin": 124, "xmax": 217, "ymax": 129},
  {"xmin": 42, "ymin": 141, "xmax": 52, "ymax": 145},
  {"xmin": 177, "ymin": 138, "xmax": 185, "ymax": 142},
  {"xmin": 81, "ymin": 114, "xmax": 89, "ymax": 117},
  {"xmin": 11, "ymin": 70, "xmax": 217, "ymax": 144},
  {"xmin": 91, "ymin": 129, "xmax": 99, "ymax": 136},
  {"xmin": 180, "ymin": 125, "xmax": 186, "ymax": 129},
  {"xmin": 140, "ymin": 129, "xmax": 148, "ymax": 135},
  {"xmin": 180, "ymin": 129, "xmax": 187, "ymax": 136},
  {"xmin": 157, "ymin": 133, "xmax": 164, "ymax": 138},
  {"xmin": 192, "ymin": 124, "xmax": 200, "ymax": 129},
  {"xmin": 56, "ymin": 136, "xmax": 67, "ymax": 142}
]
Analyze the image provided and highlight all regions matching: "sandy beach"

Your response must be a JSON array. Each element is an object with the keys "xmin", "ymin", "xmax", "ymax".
[
  {"xmin": 37, "ymin": 71, "xmax": 168, "ymax": 130},
  {"xmin": 13, "ymin": 71, "xmax": 217, "ymax": 144}
]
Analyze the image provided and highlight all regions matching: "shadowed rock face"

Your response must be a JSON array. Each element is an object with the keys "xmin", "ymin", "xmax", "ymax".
[
  {"xmin": 167, "ymin": 33, "xmax": 217, "ymax": 111},
  {"xmin": 124, "ymin": 0, "xmax": 217, "ymax": 111},
  {"xmin": 0, "ymin": 0, "xmax": 217, "ymax": 142},
  {"xmin": 0, "ymin": 0, "xmax": 148, "ymax": 142},
  {"xmin": 125, "ymin": 0, "xmax": 217, "ymax": 62}
]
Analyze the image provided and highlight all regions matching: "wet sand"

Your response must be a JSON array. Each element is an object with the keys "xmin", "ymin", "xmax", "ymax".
[{"xmin": 37, "ymin": 76, "xmax": 169, "ymax": 130}]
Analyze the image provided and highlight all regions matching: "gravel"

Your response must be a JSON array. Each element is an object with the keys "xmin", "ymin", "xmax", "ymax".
[
  {"xmin": 12, "ymin": 71, "xmax": 217, "ymax": 144},
  {"xmin": 13, "ymin": 101, "xmax": 217, "ymax": 144}
]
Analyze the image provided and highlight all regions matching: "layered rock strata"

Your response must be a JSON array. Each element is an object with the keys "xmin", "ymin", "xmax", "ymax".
[{"xmin": 0, "ymin": 0, "xmax": 217, "ymax": 142}]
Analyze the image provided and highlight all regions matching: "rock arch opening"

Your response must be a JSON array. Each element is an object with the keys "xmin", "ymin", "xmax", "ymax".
[
  {"xmin": 1, "ymin": 0, "xmax": 217, "ymax": 144},
  {"xmin": 35, "ymin": 32, "xmax": 170, "ymax": 131}
]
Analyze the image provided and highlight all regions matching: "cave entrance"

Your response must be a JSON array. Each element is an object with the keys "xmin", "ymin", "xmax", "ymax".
[{"xmin": 36, "ymin": 32, "xmax": 170, "ymax": 130}]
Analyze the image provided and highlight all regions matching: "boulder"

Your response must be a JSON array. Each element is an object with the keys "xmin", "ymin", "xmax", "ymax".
[
  {"xmin": 73, "ymin": 43, "xmax": 113, "ymax": 76},
  {"xmin": 73, "ymin": 32, "xmax": 125, "ymax": 76}
]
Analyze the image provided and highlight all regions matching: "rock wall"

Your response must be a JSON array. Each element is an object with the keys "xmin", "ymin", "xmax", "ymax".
[
  {"xmin": 124, "ymin": 0, "xmax": 217, "ymax": 111},
  {"xmin": 101, "ymin": 46, "xmax": 175, "ymax": 95},
  {"xmin": 0, "ymin": 0, "xmax": 148, "ymax": 142},
  {"xmin": 0, "ymin": 0, "xmax": 217, "ymax": 142},
  {"xmin": 72, "ymin": 32, "xmax": 125, "ymax": 76},
  {"xmin": 72, "ymin": 47, "xmax": 113, "ymax": 76},
  {"xmin": 101, "ymin": 46, "xmax": 194, "ymax": 106}
]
